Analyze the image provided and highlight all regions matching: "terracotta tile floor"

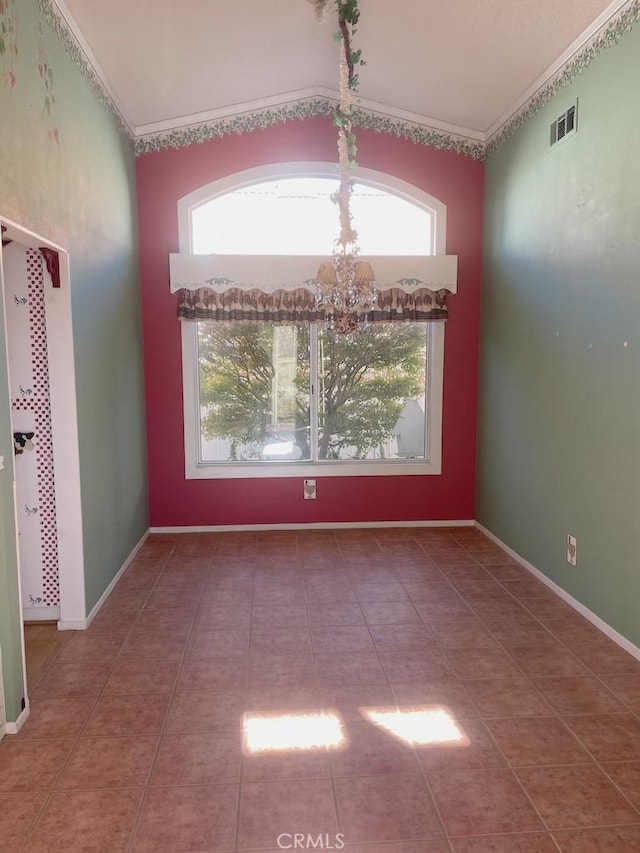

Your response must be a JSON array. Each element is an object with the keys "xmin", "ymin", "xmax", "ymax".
[
  {"xmin": 23, "ymin": 623, "xmax": 66, "ymax": 686},
  {"xmin": 3, "ymin": 527, "xmax": 640, "ymax": 851}
]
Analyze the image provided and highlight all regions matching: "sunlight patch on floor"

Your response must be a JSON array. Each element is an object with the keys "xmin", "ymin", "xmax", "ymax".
[
  {"xmin": 242, "ymin": 711, "xmax": 347, "ymax": 754},
  {"xmin": 360, "ymin": 705, "xmax": 469, "ymax": 747}
]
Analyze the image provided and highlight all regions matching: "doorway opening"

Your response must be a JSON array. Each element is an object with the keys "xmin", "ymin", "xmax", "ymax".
[{"xmin": 0, "ymin": 216, "xmax": 86, "ymax": 728}]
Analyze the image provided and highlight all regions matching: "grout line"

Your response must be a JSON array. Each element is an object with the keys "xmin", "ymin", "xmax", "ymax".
[
  {"xmin": 124, "ymin": 540, "xmax": 201, "ymax": 853},
  {"xmin": 443, "ymin": 537, "xmax": 640, "ymax": 845},
  {"xmin": 19, "ymin": 546, "xmax": 172, "ymax": 852},
  {"xmin": 12, "ymin": 527, "xmax": 640, "ymax": 852},
  {"xmin": 460, "ymin": 710, "xmax": 563, "ymax": 844},
  {"xmin": 412, "ymin": 739, "xmax": 457, "ymax": 852},
  {"xmin": 555, "ymin": 720, "xmax": 640, "ymax": 822},
  {"xmin": 234, "ymin": 544, "xmax": 258, "ymax": 853}
]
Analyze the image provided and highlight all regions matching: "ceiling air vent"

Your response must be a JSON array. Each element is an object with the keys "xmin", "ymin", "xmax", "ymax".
[{"xmin": 550, "ymin": 102, "xmax": 577, "ymax": 148}]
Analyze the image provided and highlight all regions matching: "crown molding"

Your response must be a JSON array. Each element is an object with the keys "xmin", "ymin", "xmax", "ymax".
[
  {"xmin": 135, "ymin": 86, "xmax": 485, "ymax": 144},
  {"xmin": 40, "ymin": 0, "xmax": 640, "ymax": 159},
  {"xmin": 134, "ymin": 88, "xmax": 327, "ymax": 138},
  {"xmin": 134, "ymin": 88, "xmax": 485, "ymax": 159},
  {"xmin": 485, "ymin": 0, "xmax": 640, "ymax": 153},
  {"xmin": 351, "ymin": 92, "xmax": 485, "ymax": 143},
  {"xmin": 41, "ymin": 0, "xmax": 134, "ymax": 136}
]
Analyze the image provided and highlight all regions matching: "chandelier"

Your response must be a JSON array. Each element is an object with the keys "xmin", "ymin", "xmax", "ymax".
[{"xmin": 312, "ymin": 0, "xmax": 376, "ymax": 332}]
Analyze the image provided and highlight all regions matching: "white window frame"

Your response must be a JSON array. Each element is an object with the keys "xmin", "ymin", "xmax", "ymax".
[{"xmin": 178, "ymin": 163, "xmax": 446, "ymax": 480}]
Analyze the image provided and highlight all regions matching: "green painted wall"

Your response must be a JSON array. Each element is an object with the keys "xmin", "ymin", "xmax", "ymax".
[
  {"xmin": 0, "ymin": 287, "xmax": 24, "ymax": 724},
  {"xmin": 478, "ymin": 24, "xmax": 640, "ymax": 645},
  {"xmin": 0, "ymin": 0, "xmax": 148, "ymax": 720}
]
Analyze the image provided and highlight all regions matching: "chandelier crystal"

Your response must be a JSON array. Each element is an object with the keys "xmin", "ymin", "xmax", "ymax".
[{"xmin": 314, "ymin": 0, "xmax": 376, "ymax": 332}]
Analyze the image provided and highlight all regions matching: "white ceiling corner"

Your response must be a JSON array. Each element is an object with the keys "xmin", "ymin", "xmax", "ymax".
[
  {"xmin": 484, "ymin": 0, "xmax": 633, "ymax": 140},
  {"xmin": 55, "ymin": 0, "xmax": 634, "ymax": 150},
  {"xmin": 52, "ymin": 0, "xmax": 135, "ymax": 133}
]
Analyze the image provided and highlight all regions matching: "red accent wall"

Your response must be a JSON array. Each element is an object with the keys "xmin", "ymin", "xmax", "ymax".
[{"xmin": 136, "ymin": 116, "xmax": 483, "ymax": 526}]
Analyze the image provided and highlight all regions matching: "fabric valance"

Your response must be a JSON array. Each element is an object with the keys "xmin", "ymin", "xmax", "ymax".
[
  {"xmin": 170, "ymin": 253, "xmax": 457, "ymax": 324},
  {"xmin": 177, "ymin": 285, "xmax": 449, "ymax": 323}
]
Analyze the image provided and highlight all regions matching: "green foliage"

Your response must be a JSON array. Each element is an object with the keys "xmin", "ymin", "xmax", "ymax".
[
  {"xmin": 333, "ymin": 0, "xmax": 363, "ymax": 168},
  {"xmin": 315, "ymin": 324, "xmax": 424, "ymax": 459},
  {"xmin": 337, "ymin": 0, "xmax": 360, "ymax": 27},
  {"xmin": 198, "ymin": 322, "xmax": 425, "ymax": 462},
  {"xmin": 198, "ymin": 324, "xmax": 276, "ymax": 459}
]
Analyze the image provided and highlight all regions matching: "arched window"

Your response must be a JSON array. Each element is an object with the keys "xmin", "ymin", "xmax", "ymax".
[
  {"xmin": 178, "ymin": 164, "xmax": 446, "ymax": 478},
  {"xmin": 190, "ymin": 177, "xmax": 435, "ymax": 257}
]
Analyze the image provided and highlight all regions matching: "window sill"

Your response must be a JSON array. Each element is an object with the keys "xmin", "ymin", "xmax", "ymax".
[{"xmin": 185, "ymin": 460, "xmax": 441, "ymax": 479}]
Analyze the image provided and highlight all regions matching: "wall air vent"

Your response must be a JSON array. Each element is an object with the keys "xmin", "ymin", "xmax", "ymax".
[{"xmin": 550, "ymin": 102, "xmax": 578, "ymax": 148}]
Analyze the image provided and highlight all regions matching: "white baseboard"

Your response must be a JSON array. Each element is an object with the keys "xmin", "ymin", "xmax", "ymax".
[
  {"xmin": 150, "ymin": 520, "xmax": 476, "ymax": 534},
  {"xmin": 5, "ymin": 704, "xmax": 30, "ymax": 735},
  {"xmin": 23, "ymin": 606, "xmax": 60, "ymax": 622},
  {"xmin": 57, "ymin": 529, "xmax": 150, "ymax": 631},
  {"xmin": 475, "ymin": 522, "xmax": 640, "ymax": 662},
  {"xmin": 56, "ymin": 619, "xmax": 90, "ymax": 631}
]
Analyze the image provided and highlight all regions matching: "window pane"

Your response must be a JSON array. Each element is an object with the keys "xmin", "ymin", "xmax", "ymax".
[
  {"xmin": 191, "ymin": 178, "xmax": 432, "ymax": 256},
  {"xmin": 317, "ymin": 324, "xmax": 427, "ymax": 461},
  {"xmin": 197, "ymin": 323, "xmax": 311, "ymax": 462}
]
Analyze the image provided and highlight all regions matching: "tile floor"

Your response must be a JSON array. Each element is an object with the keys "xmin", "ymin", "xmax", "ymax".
[
  {"xmin": 22, "ymin": 623, "xmax": 66, "ymax": 686},
  {"xmin": 2, "ymin": 527, "xmax": 640, "ymax": 851}
]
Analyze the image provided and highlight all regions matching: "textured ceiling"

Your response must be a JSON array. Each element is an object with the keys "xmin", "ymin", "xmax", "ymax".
[{"xmin": 61, "ymin": 0, "xmax": 621, "ymax": 137}]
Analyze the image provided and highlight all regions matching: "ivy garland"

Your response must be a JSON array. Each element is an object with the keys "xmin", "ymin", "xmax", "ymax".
[
  {"xmin": 310, "ymin": 0, "xmax": 381, "ymax": 331},
  {"xmin": 31, "ymin": 0, "xmax": 640, "ymax": 162},
  {"xmin": 312, "ymin": 0, "xmax": 365, "ymax": 249},
  {"xmin": 334, "ymin": 0, "xmax": 363, "ymax": 168}
]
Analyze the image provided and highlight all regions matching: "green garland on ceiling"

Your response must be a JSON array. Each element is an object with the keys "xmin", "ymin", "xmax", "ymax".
[
  {"xmin": 36, "ymin": 0, "xmax": 640, "ymax": 159},
  {"xmin": 313, "ymin": 0, "xmax": 363, "ymax": 167}
]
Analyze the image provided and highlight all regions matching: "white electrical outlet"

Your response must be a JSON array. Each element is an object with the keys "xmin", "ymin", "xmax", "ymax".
[
  {"xmin": 304, "ymin": 479, "xmax": 317, "ymax": 500},
  {"xmin": 567, "ymin": 534, "xmax": 577, "ymax": 566}
]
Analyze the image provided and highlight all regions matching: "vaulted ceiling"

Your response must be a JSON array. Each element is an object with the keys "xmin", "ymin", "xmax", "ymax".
[{"xmin": 59, "ymin": 0, "xmax": 625, "ymax": 143}]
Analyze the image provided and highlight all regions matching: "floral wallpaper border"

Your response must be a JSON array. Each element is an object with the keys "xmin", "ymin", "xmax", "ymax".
[
  {"xmin": 486, "ymin": 0, "xmax": 640, "ymax": 154},
  {"xmin": 40, "ymin": 0, "xmax": 640, "ymax": 158},
  {"xmin": 134, "ymin": 98, "xmax": 486, "ymax": 159},
  {"xmin": 37, "ymin": 0, "xmax": 131, "ymax": 138}
]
